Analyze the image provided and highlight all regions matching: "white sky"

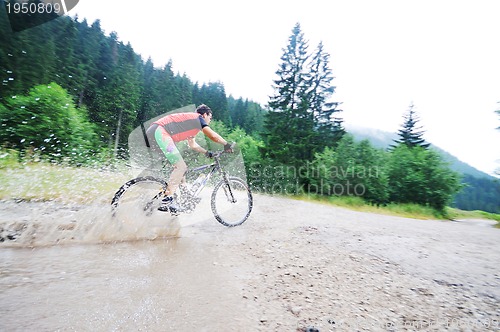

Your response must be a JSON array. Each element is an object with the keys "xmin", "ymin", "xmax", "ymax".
[{"xmin": 70, "ymin": 0, "xmax": 500, "ymax": 176}]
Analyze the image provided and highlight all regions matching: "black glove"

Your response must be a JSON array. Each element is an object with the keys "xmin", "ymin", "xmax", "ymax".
[
  {"xmin": 205, "ymin": 151, "xmax": 214, "ymax": 158},
  {"xmin": 224, "ymin": 142, "xmax": 233, "ymax": 153}
]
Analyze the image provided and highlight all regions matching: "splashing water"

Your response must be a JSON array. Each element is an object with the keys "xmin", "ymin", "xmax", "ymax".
[
  {"xmin": 0, "ymin": 201, "xmax": 181, "ymax": 247},
  {"xmin": 0, "ymin": 163, "xmax": 183, "ymax": 247}
]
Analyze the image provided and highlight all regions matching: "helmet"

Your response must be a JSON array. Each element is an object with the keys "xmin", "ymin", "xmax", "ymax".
[{"xmin": 196, "ymin": 104, "xmax": 212, "ymax": 115}]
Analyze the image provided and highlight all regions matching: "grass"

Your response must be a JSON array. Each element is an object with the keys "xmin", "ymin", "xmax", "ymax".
[
  {"xmin": 293, "ymin": 193, "xmax": 500, "ymax": 224},
  {"xmin": 1, "ymin": 150, "xmax": 499, "ymax": 226},
  {"xmin": 446, "ymin": 207, "xmax": 500, "ymax": 222},
  {"xmin": 0, "ymin": 160, "xmax": 131, "ymax": 204}
]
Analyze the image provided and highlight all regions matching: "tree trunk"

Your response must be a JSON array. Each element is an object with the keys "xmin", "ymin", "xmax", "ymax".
[{"xmin": 114, "ymin": 109, "xmax": 123, "ymax": 158}]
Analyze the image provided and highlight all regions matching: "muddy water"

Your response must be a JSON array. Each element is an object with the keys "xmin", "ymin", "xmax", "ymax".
[
  {"xmin": 2, "ymin": 196, "xmax": 499, "ymax": 331},
  {"xmin": 0, "ymin": 234, "xmax": 257, "ymax": 332},
  {"xmin": 0, "ymin": 201, "xmax": 257, "ymax": 332}
]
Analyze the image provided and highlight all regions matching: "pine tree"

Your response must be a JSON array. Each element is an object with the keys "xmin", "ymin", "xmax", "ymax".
[
  {"xmin": 229, "ymin": 97, "xmax": 246, "ymax": 129},
  {"xmin": 263, "ymin": 23, "xmax": 343, "ymax": 165},
  {"xmin": 392, "ymin": 103, "xmax": 430, "ymax": 149},
  {"xmin": 268, "ymin": 23, "xmax": 310, "ymax": 113},
  {"xmin": 155, "ymin": 60, "xmax": 179, "ymax": 112},
  {"xmin": 263, "ymin": 23, "xmax": 312, "ymax": 164},
  {"xmin": 307, "ymin": 41, "xmax": 344, "ymax": 149},
  {"xmin": 194, "ymin": 82, "xmax": 229, "ymax": 123}
]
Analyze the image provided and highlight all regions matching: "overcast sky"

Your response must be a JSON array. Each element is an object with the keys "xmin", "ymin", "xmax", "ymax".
[{"xmin": 71, "ymin": 0, "xmax": 500, "ymax": 176}]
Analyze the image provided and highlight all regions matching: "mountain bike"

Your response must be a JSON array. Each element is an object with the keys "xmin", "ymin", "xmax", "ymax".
[{"xmin": 110, "ymin": 147, "xmax": 253, "ymax": 227}]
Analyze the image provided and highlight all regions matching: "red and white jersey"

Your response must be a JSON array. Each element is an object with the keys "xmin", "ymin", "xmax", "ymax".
[{"xmin": 153, "ymin": 112, "xmax": 208, "ymax": 142}]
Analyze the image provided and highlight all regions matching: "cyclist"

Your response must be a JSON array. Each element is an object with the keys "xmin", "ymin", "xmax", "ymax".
[{"xmin": 146, "ymin": 104, "xmax": 233, "ymax": 213}]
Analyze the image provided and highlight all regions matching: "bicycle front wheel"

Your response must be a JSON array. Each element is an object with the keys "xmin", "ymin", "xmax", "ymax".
[
  {"xmin": 111, "ymin": 176, "xmax": 167, "ymax": 218},
  {"xmin": 211, "ymin": 177, "xmax": 253, "ymax": 227}
]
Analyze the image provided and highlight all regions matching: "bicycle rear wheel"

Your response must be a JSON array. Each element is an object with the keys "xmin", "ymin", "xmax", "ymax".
[
  {"xmin": 211, "ymin": 177, "xmax": 253, "ymax": 227},
  {"xmin": 111, "ymin": 177, "xmax": 167, "ymax": 218}
]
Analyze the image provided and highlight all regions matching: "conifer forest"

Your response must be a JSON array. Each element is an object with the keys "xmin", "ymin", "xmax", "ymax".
[{"xmin": 1, "ymin": 2, "xmax": 499, "ymax": 214}]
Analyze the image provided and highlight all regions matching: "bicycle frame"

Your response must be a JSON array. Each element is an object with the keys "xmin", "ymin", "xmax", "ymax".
[
  {"xmin": 185, "ymin": 154, "xmax": 229, "ymax": 197},
  {"xmin": 111, "ymin": 146, "xmax": 251, "ymax": 225}
]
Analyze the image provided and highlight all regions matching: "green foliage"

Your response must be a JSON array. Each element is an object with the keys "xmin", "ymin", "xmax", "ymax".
[
  {"xmin": 193, "ymin": 82, "xmax": 229, "ymax": 123},
  {"xmin": 0, "ymin": 148, "xmax": 20, "ymax": 169},
  {"xmin": 227, "ymin": 127, "xmax": 264, "ymax": 165},
  {"xmin": 205, "ymin": 120, "xmax": 265, "ymax": 168},
  {"xmin": 387, "ymin": 145, "xmax": 462, "ymax": 211},
  {"xmin": 453, "ymin": 174, "xmax": 500, "ymax": 213},
  {"xmin": 309, "ymin": 135, "xmax": 389, "ymax": 204},
  {"xmin": 382, "ymin": 202, "xmax": 447, "ymax": 219},
  {"xmin": 1, "ymin": 13, "xmax": 493, "ymax": 216},
  {"xmin": 1, "ymin": 15, "xmax": 194, "ymax": 158},
  {"xmin": 0, "ymin": 83, "xmax": 99, "ymax": 162},
  {"xmin": 227, "ymin": 96, "xmax": 266, "ymax": 135}
]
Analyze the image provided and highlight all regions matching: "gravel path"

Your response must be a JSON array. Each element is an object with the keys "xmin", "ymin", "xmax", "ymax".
[{"xmin": 0, "ymin": 195, "xmax": 499, "ymax": 331}]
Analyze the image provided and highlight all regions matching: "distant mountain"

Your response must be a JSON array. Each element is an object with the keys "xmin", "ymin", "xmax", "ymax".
[{"xmin": 345, "ymin": 124, "xmax": 495, "ymax": 179}]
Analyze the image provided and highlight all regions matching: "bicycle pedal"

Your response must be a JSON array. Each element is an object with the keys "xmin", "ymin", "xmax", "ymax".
[{"xmin": 169, "ymin": 205, "xmax": 187, "ymax": 216}]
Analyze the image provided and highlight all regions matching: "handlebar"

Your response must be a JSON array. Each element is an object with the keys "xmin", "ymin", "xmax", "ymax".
[{"xmin": 211, "ymin": 142, "xmax": 236, "ymax": 159}]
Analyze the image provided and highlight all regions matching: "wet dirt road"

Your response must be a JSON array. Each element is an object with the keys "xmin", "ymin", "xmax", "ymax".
[
  {"xmin": 0, "ymin": 195, "xmax": 499, "ymax": 331},
  {"xmin": 0, "ymin": 237, "xmax": 255, "ymax": 331}
]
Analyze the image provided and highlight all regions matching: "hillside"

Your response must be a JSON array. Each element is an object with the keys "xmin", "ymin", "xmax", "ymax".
[
  {"xmin": 345, "ymin": 124, "xmax": 495, "ymax": 179},
  {"xmin": 345, "ymin": 124, "xmax": 500, "ymax": 213}
]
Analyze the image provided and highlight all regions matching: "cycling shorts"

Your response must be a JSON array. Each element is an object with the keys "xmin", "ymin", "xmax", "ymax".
[{"xmin": 146, "ymin": 124, "xmax": 182, "ymax": 164}]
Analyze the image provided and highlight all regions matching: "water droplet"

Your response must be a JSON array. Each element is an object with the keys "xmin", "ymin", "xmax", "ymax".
[
  {"xmin": 6, "ymin": 70, "xmax": 12, "ymax": 74},
  {"xmin": 20, "ymin": 139, "xmax": 26, "ymax": 143},
  {"xmin": 22, "ymin": 50, "xmax": 27, "ymax": 54},
  {"xmin": 35, "ymin": 98, "xmax": 40, "ymax": 101},
  {"xmin": 11, "ymin": 96, "xmax": 16, "ymax": 99}
]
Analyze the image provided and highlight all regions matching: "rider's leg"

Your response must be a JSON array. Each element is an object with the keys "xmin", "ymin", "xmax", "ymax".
[
  {"xmin": 164, "ymin": 159, "xmax": 187, "ymax": 196},
  {"xmin": 149, "ymin": 124, "xmax": 185, "ymax": 212}
]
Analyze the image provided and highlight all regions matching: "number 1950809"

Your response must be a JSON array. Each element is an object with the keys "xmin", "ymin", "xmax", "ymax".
[{"xmin": 5, "ymin": 1, "xmax": 63, "ymax": 15}]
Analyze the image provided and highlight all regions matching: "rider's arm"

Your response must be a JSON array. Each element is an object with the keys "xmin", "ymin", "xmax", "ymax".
[
  {"xmin": 187, "ymin": 137, "xmax": 208, "ymax": 154},
  {"xmin": 202, "ymin": 126, "xmax": 228, "ymax": 146}
]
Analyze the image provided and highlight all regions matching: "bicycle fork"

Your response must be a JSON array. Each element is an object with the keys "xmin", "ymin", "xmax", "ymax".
[{"xmin": 221, "ymin": 175, "xmax": 237, "ymax": 203}]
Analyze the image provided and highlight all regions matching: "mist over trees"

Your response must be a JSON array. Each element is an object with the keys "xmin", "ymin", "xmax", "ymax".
[{"xmin": 0, "ymin": 6, "xmax": 496, "ymax": 214}]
